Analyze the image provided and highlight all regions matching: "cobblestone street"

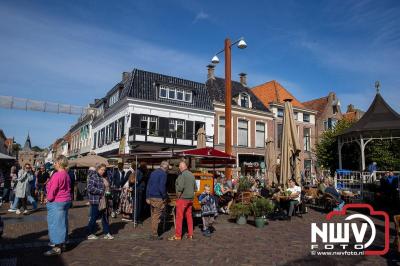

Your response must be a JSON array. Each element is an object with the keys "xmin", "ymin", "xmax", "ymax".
[{"xmin": 0, "ymin": 201, "xmax": 399, "ymax": 266}]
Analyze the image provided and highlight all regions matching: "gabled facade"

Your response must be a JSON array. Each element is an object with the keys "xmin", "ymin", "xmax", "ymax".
[
  {"xmin": 68, "ymin": 109, "xmax": 95, "ymax": 158},
  {"xmin": 206, "ymin": 66, "xmax": 275, "ymax": 175},
  {"xmin": 252, "ymin": 80, "xmax": 317, "ymax": 177},
  {"xmin": 342, "ymin": 104, "xmax": 364, "ymax": 122},
  {"xmin": 91, "ymin": 69, "xmax": 214, "ymax": 157},
  {"xmin": 18, "ymin": 134, "xmax": 45, "ymax": 167},
  {"xmin": 303, "ymin": 92, "xmax": 342, "ymax": 142}
]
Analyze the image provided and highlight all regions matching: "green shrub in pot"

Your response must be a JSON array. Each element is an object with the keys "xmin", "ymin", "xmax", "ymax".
[{"xmin": 230, "ymin": 202, "xmax": 251, "ymax": 225}]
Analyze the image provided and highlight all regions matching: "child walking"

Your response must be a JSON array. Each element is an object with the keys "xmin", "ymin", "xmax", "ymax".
[{"xmin": 198, "ymin": 184, "xmax": 218, "ymax": 237}]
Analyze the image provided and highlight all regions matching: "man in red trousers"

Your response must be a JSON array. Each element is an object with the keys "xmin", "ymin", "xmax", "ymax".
[{"xmin": 168, "ymin": 161, "xmax": 197, "ymax": 240}]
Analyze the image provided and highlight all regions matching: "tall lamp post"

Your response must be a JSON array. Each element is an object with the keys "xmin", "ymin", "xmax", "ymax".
[{"xmin": 211, "ymin": 37, "xmax": 247, "ymax": 179}]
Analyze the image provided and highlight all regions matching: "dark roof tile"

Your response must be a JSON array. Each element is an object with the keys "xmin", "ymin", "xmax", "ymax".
[{"xmin": 206, "ymin": 77, "xmax": 271, "ymax": 112}]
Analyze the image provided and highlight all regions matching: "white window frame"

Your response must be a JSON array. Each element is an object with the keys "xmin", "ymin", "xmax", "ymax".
[
  {"xmin": 159, "ymin": 86, "xmax": 167, "ymax": 98},
  {"xmin": 140, "ymin": 115, "xmax": 158, "ymax": 135},
  {"xmin": 239, "ymin": 93, "xmax": 251, "ymax": 108},
  {"xmin": 277, "ymin": 108, "xmax": 284, "ymax": 117},
  {"xmin": 218, "ymin": 116, "xmax": 225, "ymax": 144},
  {"xmin": 303, "ymin": 127, "xmax": 311, "ymax": 152},
  {"xmin": 109, "ymin": 91, "xmax": 119, "ymax": 107},
  {"xmin": 169, "ymin": 119, "xmax": 185, "ymax": 139},
  {"xmin": 303, "ymin": 113, "xmax": 310, "ymax": 123},
  {"xmin": 159, "ymin": 85, "xmax": 193, "ymax": 103},
  {"xmin": 237, "ymin": 118, "xmax": 249, "ymax": 147}
]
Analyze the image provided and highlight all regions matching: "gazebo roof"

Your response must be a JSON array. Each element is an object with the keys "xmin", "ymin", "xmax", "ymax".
[{"xmin": 340, "ymin": 92, "xmax": 400, "ymax": 138}]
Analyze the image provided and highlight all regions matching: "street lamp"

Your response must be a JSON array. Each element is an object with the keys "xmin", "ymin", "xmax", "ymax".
[{"xmin": 211, "ymin": 37, "xmax": 247, "ymax": 179}]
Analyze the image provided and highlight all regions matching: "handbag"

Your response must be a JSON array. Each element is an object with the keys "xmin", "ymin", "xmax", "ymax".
[{"xmin": 98, "ymin": 195, "xmax": 107, "ymax": 211}]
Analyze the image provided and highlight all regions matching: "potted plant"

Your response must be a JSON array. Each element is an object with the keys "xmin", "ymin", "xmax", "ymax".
[
  {"xmin": 230, "ymin": 202, "xmax": 251, "ymax": 225},
  {"xmin": 251, "ymin": 197, "xmax": 274, "ymax": 228},
  {"xmin": 238, "ymin": 177, "xmax": 252, "ymax": 192}
]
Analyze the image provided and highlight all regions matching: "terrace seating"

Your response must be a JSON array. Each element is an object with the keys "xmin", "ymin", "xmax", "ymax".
[{"xmin": 321, "ymin": 193, "xmax": 340, "ymax": 211}]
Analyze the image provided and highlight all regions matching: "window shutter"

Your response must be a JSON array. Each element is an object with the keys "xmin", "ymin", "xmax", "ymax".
[
  {"xmin": 131, "ymin": 114, "xmax": 141, "ymax": 129},
  {"xmin": 186, "ymin": 120, "xmax": 194, "ymax": 140},
  {"xmin": 93, "ymin": 132, "xmax": 97, "ymax": 149},
  {"xmin": 113, "ymin": 121, "xmax": 117, "ymax": 140},
  {"xmin": 159, "ymin": 117, "xmax": 169, "ymax": 137}
]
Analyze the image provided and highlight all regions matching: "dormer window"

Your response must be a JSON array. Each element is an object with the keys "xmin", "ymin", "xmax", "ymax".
[
  {"xmin": 176, "ymin": 89, "xmax": 184, "ymax": 101},
  {"xmin": 277, "ymin": 108, "xmax": 284, "ymax": 117},
  {"xmin": 159, "ymin": 85, "xmax": 192, "ymax": 103},
  {"xmin": 98, "ymin": 104, "xmax": 104, "ymax": 114},
  {"xmin": 238, "ymin": 93, "xmax": 251, "ymax": 108},
  {"xmin": 109, "ymin": 91, "xmax": 119, "ymax": 107},
  {"xmin": 160, "ymin": 87, "xmax": 167, "ymax": 98}
]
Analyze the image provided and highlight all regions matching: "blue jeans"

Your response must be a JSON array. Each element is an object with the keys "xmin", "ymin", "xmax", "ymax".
[
  {"xmin": 87, "ymin": 204, "xmax": 110, "ymax": 235},
  {"xmin": 334, "ymin": 201, "xmax": 345, "ymax": 211},
  {"xmin": 11, "ymin": 195, "xmax": 37, "ymax": 210},
  {"xmin": 47, "ymin": 201, "xmax": 71, "ymax": 245}
]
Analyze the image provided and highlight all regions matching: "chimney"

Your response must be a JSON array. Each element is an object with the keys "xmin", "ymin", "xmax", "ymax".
[
  {"xmin": 122, "ymin": 72, "xmax": 131, "ymax": 83},
  {"xmin": 207, "ymin": 65, "xmax": 215, "ymax": 80},
  {"xmin": 239, "ymin": 73, "xmax": 247, "ymax": 86}
]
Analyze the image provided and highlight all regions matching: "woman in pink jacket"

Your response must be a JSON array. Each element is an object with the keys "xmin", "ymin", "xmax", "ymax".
[{"xmin": 44, "ymin": 155, "xmax": 71, "ymax": 256}]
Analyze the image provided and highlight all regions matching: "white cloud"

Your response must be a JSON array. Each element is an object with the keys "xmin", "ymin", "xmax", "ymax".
[
  {"xmin": 0, "ymin": 3, "xmax": 211, "ymax": 146},
  {"xmin": 193, "ymin": 11, "xmax": 210, "ymax": 23}
]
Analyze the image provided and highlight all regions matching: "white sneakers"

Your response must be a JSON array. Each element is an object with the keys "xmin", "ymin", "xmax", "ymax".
[
  {"xmin": 87, "ymin": 234, "xmax": 99, "ymax": 240},
  {"xmin": 104, "ymin": 234, "xmax": 114, "ymax": 240},
  {"xmin": 8, "ymin": 209, "xmax": 29, "ymax": 215},
  {"xmin": 87, "ymin": 234, "xmax": 114, "ymax": 240}
]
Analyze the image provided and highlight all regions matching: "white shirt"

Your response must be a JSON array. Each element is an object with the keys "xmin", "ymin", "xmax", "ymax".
[{"xmin": 288, "ymin": 185, "xmax": 301, "ymax": 202}]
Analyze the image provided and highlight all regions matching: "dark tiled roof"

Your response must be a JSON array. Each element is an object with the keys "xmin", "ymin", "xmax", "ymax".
[
  {"xmin": 120, "ymin": 69, "xmax": 213, "ymax": 110},
  {"xmin": 341, "ymin": 93, "xmax": 400, "ymax": 136},
  {"xmin": 205, "ymin": 77, "xmax": 271, "ymax": 112}
]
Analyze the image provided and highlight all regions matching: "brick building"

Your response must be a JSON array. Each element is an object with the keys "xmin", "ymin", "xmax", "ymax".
[
  {"xmin": 18, "ymin": 134, "xmax": 45, "ymax": 168},
  {"xmin": 206, "ymin": 66, "xmax": 274, "ymax": 176},
  {"xmin": 302, "ymin": 92, "xmax": 343, "ymax": 142},
  {"xmin": 252, "ymin": 80, "xmax": 317, "ymax": 177}
]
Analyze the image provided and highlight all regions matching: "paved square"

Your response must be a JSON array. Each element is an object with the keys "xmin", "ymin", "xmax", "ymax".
[{"xmin": 0, "ymin": 201, "xmax": 399, "ymax": 266}]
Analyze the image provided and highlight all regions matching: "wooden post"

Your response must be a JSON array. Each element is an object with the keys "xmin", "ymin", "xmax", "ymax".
[{"xmin": 225, "ymin": 38, "xmax": 232, "ymax": 179}]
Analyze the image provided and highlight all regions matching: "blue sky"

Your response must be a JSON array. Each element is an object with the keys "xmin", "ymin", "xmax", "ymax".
[{"xmin": 1, "ymin": 0, "xmax": 399, "ymax": 147}]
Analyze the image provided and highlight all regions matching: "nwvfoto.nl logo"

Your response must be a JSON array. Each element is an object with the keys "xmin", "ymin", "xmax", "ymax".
[{"xmin": 310, "ymin": 204, "xmax": 389, "ymax": 256}]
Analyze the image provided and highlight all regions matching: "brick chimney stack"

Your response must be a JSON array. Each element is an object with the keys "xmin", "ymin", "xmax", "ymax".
[
  {"xmin": 239, "ymin": 73, "xmax": 247, "ymax": 86},
  {"xmin": 122, "ymin": 72, "xmax": 131, "ymax": 83},
  {"xmin": 207, "ymin": 65, "xmax": 215, "ymax": 80}
]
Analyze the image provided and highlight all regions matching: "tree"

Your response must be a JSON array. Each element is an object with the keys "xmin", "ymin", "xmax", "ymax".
[
  {"xmin": 316, "ymin": 119, "xmax": 356, "ymax": 173},
  {"xmin": 317, "ymin": 119, "xmax": 400, "ymax": 172},
  {"xmin": 12, "ymin": 143, "xmax": 21, "ymax": 156},
  {"xmin": 31, "ymin": 146, "xmax": 44, "ymax": 152},
  {"xmin": 365, "ymin": 139, "xmax": 400, "ymax": 171}
]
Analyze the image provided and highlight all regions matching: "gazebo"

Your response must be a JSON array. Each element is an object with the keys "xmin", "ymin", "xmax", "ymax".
[{"xmin": 338, "ymin": 87, "xmax": 400, "ymax": 170}]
